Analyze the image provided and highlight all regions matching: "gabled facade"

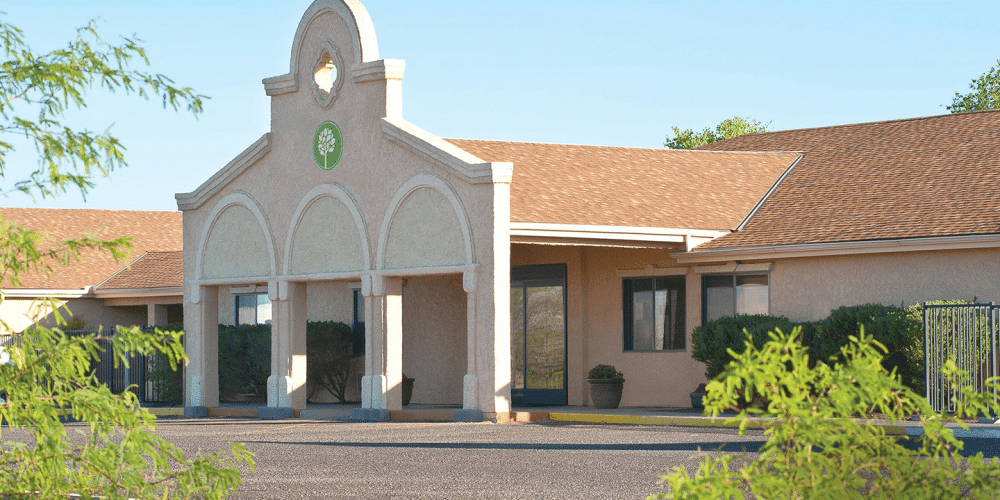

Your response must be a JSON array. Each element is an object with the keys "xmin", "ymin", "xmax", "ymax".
[{"xmin": 177, "ymin": 0, "xmax": 801, "ymax": 420}]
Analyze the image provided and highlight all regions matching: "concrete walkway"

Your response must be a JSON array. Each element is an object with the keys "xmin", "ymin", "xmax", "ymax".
[{"xmin": 145, "ymin": 403, "xmax": 1000, "ymax": 439}]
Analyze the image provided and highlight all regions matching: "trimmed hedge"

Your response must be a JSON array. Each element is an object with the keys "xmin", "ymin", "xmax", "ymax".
[
  {"xmin": 691, "ymin": 302, "xmax": 957, "ymax": 395},
  {"xmin": 816, "ymin": 304, "xmax": 923, "ymax": 392},
  {"xmin": 305, "ymin": 321, "xmax": 353, "ymax": 403},
  {"xmin": 218, "ymin": 324, "xmax": 271, "ymax": 401}
]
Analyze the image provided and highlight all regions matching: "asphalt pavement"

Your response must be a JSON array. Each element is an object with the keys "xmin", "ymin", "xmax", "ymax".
[{"xmin": 149, "ymin": 418, "xmax": 765, "ymax": 499}]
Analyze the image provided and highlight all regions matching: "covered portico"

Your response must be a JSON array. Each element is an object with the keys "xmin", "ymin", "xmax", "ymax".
[{"xmin": 176, "ymin": 0, "xmax": 513, "ymax": 422}]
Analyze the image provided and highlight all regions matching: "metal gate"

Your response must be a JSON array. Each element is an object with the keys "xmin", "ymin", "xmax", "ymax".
[{"xmin": 924, "ymin": 303, "xmax": 1000, "ymax": 412}]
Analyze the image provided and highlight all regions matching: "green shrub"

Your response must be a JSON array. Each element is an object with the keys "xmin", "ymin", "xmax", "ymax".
[
  {"xmin": 306, "ymin": 321, "xmax": 353, "ymax": 403},
  {"xmin": 816, "ymin": 304, "xmax": 923, "ymax": 392},
  {"xmin": 143, "ymin": 323, "xmax": 184, "ymax": 406},
  {"xmin": 587, "ymin": 364, "xmax": 623, "ymax": 380},
  {"xmin": 691, "ymin": 314, "xmax": 796, "ymax": 380},
  {"xmin": 653, "ymin": 327, "xmax": 1000, "ymax": 499},
  {"xmin": 218, "ymin": 324, "xmax": 271, "ymax": 401}
]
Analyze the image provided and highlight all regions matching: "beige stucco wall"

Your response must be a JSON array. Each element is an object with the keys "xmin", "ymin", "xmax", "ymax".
[
  {"xmin": 511, "ymin": 244, "xmax": 707, "ymax": 408},
  {"xmin": 203, "ymin": 205, "xmax": 271, "ymax": 279},
  {"xmin": 179, "ymin": 1, "xmax": 511, "ymax": 413},
  {"xmin": 767, "ymin": 248, "xmax": 1000, "ymax": 322},
  {"xmin": 402, "ymin": 274, "xmax": 466, "ymax": 405},
  {"xmin": 0, "ymin": 298, "xmax": 146, "ymax": 333}
]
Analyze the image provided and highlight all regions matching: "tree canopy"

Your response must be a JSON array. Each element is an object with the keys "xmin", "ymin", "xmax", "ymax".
[
  {"xmin": 0, "ymin": 15, "xmax": 252, "ymax": 498},
  {"xmin": 664, "ymin": 116, "xmax": 770, "ymax": 150},
  {"xmin": 947, "ymin": 59, "xmax": 1000, "ymax": 113}
]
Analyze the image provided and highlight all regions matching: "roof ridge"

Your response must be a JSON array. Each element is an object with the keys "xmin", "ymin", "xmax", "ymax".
[
  {"xmin": 94, "ymin": 251, "xmax": 148, "ymax": 290},
  {"xmin": 446, "ymin": 138, "xmax": 802, "ymax": 155},
  {"xmin": 739, "ymin": 109, "xmax": 1000, "ymax": 137},
  {"xmin": 0, "ymin": 207, "xmax": 181, "ymax": 215}
]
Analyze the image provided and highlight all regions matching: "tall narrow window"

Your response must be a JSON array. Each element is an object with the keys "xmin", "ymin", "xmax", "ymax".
[
  {"xmin": 623, "ymin": 276, "xmax": 686, "ymax": 351},
  {"xmin": 352, "ymin": 288, "xmax": 365, "ymax": 356}
]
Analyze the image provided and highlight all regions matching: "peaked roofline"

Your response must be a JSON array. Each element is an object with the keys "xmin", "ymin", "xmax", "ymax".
[{"xmin": 703, "ymin": 108, "xmax": 1000, "ymax": 146}]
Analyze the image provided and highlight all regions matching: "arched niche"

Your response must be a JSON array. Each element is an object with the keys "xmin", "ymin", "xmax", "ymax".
[
  {"xmin": 285, "ymin": 184, "xmax": 370, "ymax": 275},
  {"xmin": 378, "ymin": 175, "xmax": 474, "ymax": 270},
  {"xmin": 198, "ymin": 194, "xmax": 276, "ymax": 280}
]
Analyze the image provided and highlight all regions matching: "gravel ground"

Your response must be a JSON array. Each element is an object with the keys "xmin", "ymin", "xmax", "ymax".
[{"xmin": 147, "ymin": 418, "xmax": 765, "ymax": 499}]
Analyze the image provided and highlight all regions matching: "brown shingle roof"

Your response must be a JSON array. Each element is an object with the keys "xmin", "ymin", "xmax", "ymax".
[
  {"xmin": 446, "ymin": 139, "xmax": 801, "ymax": 230},
  {"xmin": 694, "ymin": 110, "xmax": 1000, "ymax": 250},
  {"xmin": 96, "ymin": 251, "xmax": 183, "ymax": 290},
  {"xmin": 0, "ymin": 208, "xmax": 182, "ymax": 289}
]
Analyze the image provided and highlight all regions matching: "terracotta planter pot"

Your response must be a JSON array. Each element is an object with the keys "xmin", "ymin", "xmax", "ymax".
[
  {"xmin": 402, "ymin": 377, "xmax": 414, "ymax": 406},
  {"xmin": 587, "ymin": 378, "xmax": 624, "ymax": 409}
]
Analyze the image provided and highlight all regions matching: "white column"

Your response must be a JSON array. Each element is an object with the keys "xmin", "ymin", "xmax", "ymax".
[
  {"xmin": 184, "ymin": 285, "xmax": 218, "ymax": 415},
  {"xmin": 355, "ymin": 275, "xmax": 402, "ymax": 421},
  {"xmin": 462, "ymin": 269, "xmax": 479, "ymax": 410},
  {"xmin": 266, "ymin": 281, "xmax": 307, "ymax": 417}
]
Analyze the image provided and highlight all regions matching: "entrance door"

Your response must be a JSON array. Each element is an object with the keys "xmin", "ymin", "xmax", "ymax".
[{"xmin": 510, "ymin": 264, "xmax": 567, "ymax": 406}]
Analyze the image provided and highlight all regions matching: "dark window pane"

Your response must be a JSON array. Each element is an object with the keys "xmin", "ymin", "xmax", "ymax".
[
  {"xmin": 525, "ymin": 286, "xmax": 564, "ymax": 389},
  {"xmin": 510, "ymin": 288, "xmax": 525, "ymax": 390},
  {"xmin": 655, "ymin": 277, "xmax": 686, "ymax": 350}
]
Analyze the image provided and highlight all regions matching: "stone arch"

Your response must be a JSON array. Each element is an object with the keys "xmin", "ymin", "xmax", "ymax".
[
  {"xmin": 377, "ymin": 174, "xmax": 474, "ymax": 270},
  {"xmin": 196, "ymin": 193, "xmax": 277, "ymax": 280},
  {"xmin": 289, "ymin": 0, "xmax": 379, "ymax": 74},
  {"xmin": 283, "ymin": 184, "xmax": 371, "ymax": 275}
]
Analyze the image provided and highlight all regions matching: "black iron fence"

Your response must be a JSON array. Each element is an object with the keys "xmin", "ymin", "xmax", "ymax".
[
  {"xmin": 924, "ymin": 303, "xmax": 1000, "ymax": 412},
  {"xmin": 0, "ymin": 330, "xmax": 183, "ymax": 406}
]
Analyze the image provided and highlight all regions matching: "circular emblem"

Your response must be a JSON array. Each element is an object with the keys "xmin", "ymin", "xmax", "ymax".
[{"xmin": 313, "ymin": 121, "xmax": 344, "ymax": 170}]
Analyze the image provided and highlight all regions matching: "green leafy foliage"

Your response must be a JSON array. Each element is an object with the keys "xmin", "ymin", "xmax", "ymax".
[
  {"xmin": 664, "ymin": 116, "xmax": 769, "ymax": 150},
  {"xmin": 0, "ymin": 17, "xmax": 206, "ymax": 200},
  {"xmin": 143, "ymin": 322, "xmax": 184, "ymax": 406},
  {"xmin": 0, "ymin": 316, "xmax": 253, "ymax": 498},
  {"xmin": 947, "ymin": 59, "xmax": 1000, "ymax": 113},
  {"xmin": 306, "ymin": 321, "xmax": 354, "ymax": 403},
  {"xmin": 588, "ymin": 364, "xmax": 623, "ymax": 380},
  {"xmin": 217, "ymin": 324, "xmax": 271, "ymax": 402},
  {"xmin": 817, "ymin": 304, "xmax": 923, "ymax": 393},
  {"xmin": 691, "ymin": 314, "xmax": 799, "ymax": 380},
  {"xmin": 652, "ymin": 327, "xmax": 1000, "ymax": 499},
  {"xmin": 0, "ymin": 14, "xmax": 252, "ymax": 496}
]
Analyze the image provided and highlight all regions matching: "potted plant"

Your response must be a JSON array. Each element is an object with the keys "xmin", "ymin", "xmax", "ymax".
[
  {"xmin": 587, "ymin": 364, "xmax": 624, "ymax": 409},
  {"xmin": 402, "ymin": 373, "xmax": 415, "ymax": 406},
  {"xmin": 690, "ymin": 383, "xmax": 708, "ymax": 410}
]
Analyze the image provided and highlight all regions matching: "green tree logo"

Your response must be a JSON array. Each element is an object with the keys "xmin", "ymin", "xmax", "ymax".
[{"xmin": 312, "ymin": 121, "xmax": 344, "ymax": 170}]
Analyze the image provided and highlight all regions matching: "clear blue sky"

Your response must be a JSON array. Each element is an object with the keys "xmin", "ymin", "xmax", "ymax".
[{"xmin": 5, "ymin": 1, "xmax": 999, "ymax": 212}]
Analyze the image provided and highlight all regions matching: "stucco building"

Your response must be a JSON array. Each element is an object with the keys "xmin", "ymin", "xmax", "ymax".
[{"xmin": 176, "ymin": 0, "xmax": 1000, "ymax": 422}]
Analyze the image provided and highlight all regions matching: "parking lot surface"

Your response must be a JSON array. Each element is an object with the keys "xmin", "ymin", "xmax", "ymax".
[{"xmin": 148, "ymin": 418, "xmax": 764, "ymax": 499}]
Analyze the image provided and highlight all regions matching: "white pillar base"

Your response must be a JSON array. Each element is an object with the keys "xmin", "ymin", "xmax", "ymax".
[
  {"xmin": 189, "ymin": 376, "xmax": 204, "ymax": 407},
  {"xmin": 267, "ymin": 375, "xmax": 291, "ymax": 408},
  {"xmin": 463, "ymin": 373, "xmax": 479, "ymax": 410}
]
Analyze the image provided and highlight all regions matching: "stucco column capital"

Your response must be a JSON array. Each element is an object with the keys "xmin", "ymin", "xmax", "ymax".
[{"xmin": 463, "ymin": 266, "xmax": 477, "ymax": 293}]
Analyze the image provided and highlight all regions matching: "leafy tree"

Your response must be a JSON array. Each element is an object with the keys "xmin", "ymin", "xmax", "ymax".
[
  {"xmin": 651, "ymin": 328, "xmax": 1000, "ymax": 499},
  {"xmin": 947, "ymin": 59, "xmax": 1000, "ymax": 113},
  {"xmin": 0, "ymin": 15, "xmax": 253, "ymax": 499},
  {"xmin": 664, "ymin": 116, "xmax": 770, "ymax": 150}
]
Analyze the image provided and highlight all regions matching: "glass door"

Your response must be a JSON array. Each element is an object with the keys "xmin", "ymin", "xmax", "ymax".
[{"xmin": 511, "ymin": 264, "xmax": 567, "ymax": 406}]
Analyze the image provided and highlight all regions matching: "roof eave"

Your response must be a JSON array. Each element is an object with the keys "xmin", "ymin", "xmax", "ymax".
[
  {"xmin": 511, "ymin": 222, "xmax": 727, "ymax": 250},
  {"xmin": 672, "ymin": 233, "xmax": 1000, "ymax": 264}
]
